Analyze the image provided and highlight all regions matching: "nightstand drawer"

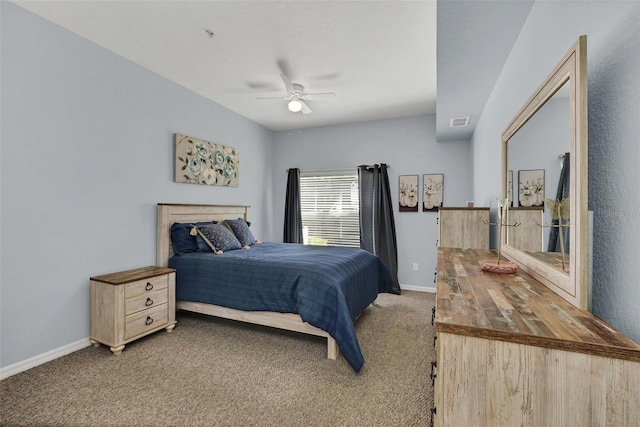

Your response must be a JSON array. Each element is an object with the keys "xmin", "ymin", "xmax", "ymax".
[
  {"xmin": 125, "ymin": 275, "xmax": 168, "ymax": 299},
  {"xmin": 125, "ymin": 288, "xmax": 168, "ymax": 315},
  {"xmin": 125, "ymin": 304, "xmax": 168, "ymax": 340}
]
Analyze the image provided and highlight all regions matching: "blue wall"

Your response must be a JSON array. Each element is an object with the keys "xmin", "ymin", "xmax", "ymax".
[
  {"xmin": 1, "ymin": 2, "xmax": 274, "ymax": 368},
  {"xmin": 271, "ymin": 116, "xmax": 473, "ymax": 288}
]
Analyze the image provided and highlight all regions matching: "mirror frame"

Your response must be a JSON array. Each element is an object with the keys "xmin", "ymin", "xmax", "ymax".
[{"xmin": 501, "ymin": 35, "xmax": 589, "ymax": 309}]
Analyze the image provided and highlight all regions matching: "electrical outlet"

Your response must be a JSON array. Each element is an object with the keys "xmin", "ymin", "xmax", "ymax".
[{"xmin": 413, "ymin": 263, "xmax": 419, "ymax": 271}]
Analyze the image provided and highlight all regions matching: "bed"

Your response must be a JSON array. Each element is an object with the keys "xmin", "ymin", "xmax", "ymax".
[{"xmin": 156, "ymin": 203, "xmax": 394, "ymax": 372}]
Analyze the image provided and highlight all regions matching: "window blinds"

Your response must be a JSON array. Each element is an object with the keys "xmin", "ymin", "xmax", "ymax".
[{"xmin": 299, "ymin": 172, "xmax": 360, "ymax": 248}]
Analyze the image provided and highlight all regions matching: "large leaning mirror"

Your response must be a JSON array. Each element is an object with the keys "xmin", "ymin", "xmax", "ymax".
[{"xmin": 501, "ymin": 35, "xmax": 589, "ymax": 310}]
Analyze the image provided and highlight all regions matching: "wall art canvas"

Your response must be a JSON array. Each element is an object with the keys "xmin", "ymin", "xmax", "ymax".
[
  {"xmin": 518, "ymin": 169, "xmax": 545, "ymax": 207},
  {"xmin": 399, "ymin": 175, "xmax": 419, "ymax": 212},
  {"xmin": 423, "ymin": 173, "xmax": 444, "ymax": 212},
  {"xmin": 174, "ymin": 133, "xmax": 239, "ymax": 187}
]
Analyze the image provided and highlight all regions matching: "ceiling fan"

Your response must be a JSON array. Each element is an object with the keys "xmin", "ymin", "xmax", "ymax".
[{"xmin": 256, "ymin": 74, "xmax": 335, "ymax": 114}]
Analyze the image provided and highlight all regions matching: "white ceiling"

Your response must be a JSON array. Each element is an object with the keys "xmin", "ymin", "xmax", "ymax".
[
  {"xmin": 13, "ymin": 0, "xmax": 535, "ymax": 137},
  {"xmin": 14, "ymin": 0, "xmax": 437, "ymax": 132}
]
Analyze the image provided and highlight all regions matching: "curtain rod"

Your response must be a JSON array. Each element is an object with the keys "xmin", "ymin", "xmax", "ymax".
[{"xmin": 286, "ymin": 165, "xmax": 391, "ymax": 173}]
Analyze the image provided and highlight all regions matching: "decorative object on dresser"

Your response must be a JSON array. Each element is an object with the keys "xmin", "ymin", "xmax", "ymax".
[
  {"xmin": 479, "ymin": 198, "xmax": 519, "ymax": 274},
  {"xmin": 422, "ymin": 173, "xmax": 444, "ymax": 212},
  {"xmin": 90, "ymin": 266, "xmax": 177, "ymax": 355},
  {"xmin": 438, "ymin": 207, "xmax": 489, "ymax": 249},
  {"xmin": 502, "ymin": 36, "xmax": 589, "ymax": 309},
  {"xmin": 174, "ymin": 133, "xmax": 239, "ymax": 187},
  {"xmin": 398, "ymin": 175, "xmax": 419, "ymax": 211},
  {"xmin": 434, "ymin": 248, "xmax": 640, "ymax": 426}
]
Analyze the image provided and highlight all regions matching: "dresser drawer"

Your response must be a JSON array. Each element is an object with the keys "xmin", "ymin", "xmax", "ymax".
[
  {"xmin": 125, "ymin": 304, "xmax": 168, "ymax": 340},
  {"xmin": 125, "ymin": 275, "xmax": 168, "ymax": 299},
  {"xmin": 125, "ymin": 288, "xmax": 168, "ymax": 315}
]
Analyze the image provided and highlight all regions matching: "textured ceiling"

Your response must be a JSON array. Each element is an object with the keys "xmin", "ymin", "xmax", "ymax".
[{"xmin": 14, "ymin": 0, "xmax": 437, "ymax": 132}]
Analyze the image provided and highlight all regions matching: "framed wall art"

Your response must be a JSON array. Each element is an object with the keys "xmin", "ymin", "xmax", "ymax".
[
  {"xmin": 518, "ymin": 169, "xmax": 545, "ymax": 207},
  {"xmin": 399, "ymin": 175, "xmax": 419, "ymax": 212},
  {"xmin": 174, "ymin": 133, "xmax": 239, "ymax": 187},
  {"xmin": 423, "ymin": 173, "xmax": 444, "ymax": 212}
]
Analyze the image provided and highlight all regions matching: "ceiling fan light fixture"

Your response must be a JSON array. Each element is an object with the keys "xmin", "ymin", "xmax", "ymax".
[{"xmin": 288, "ymin": 100, "xmax": 303, "ymax": 112}]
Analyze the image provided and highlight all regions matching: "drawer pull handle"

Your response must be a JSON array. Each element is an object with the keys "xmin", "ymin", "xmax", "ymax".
[
  {"xmin": 145, "ymin": 316, "xmax": 153, "ymax": 326},
  {"xmin": 431, "ymin": 306, "xmax": 436, "ymax": 325},
  {"xmin": 145, "ymin": 282, "xmax": 153, "ymax": 291},
  {"xmin": 145, "ymin": 297, "xmax": 153, "ymax": 307},
  {"xmin": 430, "ymin": 407, "xmax": 437, "ymax": 427},
  {"xmin": 430, "ymin": 361, "xmax": 437, "ymax": 386}
]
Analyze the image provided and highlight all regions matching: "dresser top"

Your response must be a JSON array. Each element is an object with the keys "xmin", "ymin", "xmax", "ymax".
[
  {"xmin": 436, "ymin": 248, "xmax": 640, "ymax": 362},
  {"xmin": 90, "ymin": 266, "xmax": 175, "ymax": 285}
]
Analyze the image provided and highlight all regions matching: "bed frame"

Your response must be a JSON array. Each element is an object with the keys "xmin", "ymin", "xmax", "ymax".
[{"xmin": 156, "ymin": 203, "xmax": 339, "ymax": 360}]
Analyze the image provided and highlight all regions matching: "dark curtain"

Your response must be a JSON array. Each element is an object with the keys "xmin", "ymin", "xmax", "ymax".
[
  {"xmin": 548, "ymin": 153, "xmax": 570, "ymax": 252},
  {"xmin": 358, "ymin": 164, "xmax": 401, "ymax": 294},
  {"xmin": 283, "ymin": 168, "xmax": 303, "ymax": 243}
]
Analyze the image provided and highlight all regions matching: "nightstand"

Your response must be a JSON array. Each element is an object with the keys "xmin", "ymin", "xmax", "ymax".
[{"xmin": 90, "ymin": 266, "xmax": 176, "ymax": 355}]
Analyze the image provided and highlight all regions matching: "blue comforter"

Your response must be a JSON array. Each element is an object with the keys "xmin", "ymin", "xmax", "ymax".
[{"xmin": 169, "ymin": 242, "xmax": 394, "ymax": 372}]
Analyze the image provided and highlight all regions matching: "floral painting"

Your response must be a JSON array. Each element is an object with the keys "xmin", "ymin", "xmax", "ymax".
[
  {"xmin": 518, "ymin": 169, "xmax": 545, "ymax": 207},
  {"xmin": 399, "ymin": 175, "xmax": 419, "ymax": 212},
  {"xmin": 423, "ymin": 174, "xmax": 444, "ymax": 212},
  {"xmin": 174, "ymin": 133, "xmax": 239, "ymax": 187}
]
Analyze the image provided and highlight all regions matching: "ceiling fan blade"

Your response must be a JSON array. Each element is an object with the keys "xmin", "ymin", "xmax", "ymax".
[
  {"xmin": 304, "ymin": 92, "xmax": 336, "ymax": 98},
  {"xmin": 300, "ymin": 100, "xmax": 312, "ymax": 115},
  {"xmin": 280, "ymin": 74, "xmax": 295, "ymax": 92},
  {"xmin": 255, "ymin": 96, "xmax": 287, "ymax": 100}
]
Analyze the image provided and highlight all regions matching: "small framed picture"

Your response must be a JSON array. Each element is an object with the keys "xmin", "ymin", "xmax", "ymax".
[
  {"xmin": 518, "ymin": 169, "xmax": 545, "ymax": 207},
  {"xmin": 423, "ymin": 174, "xmax": 444, "ymax": 212},
  {"xmin": 399, "ymin": 175, "xmax": 419, "ymax": 212}
]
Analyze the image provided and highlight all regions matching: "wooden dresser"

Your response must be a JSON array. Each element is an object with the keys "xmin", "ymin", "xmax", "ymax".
[
  {"xmin": 90, "ymin": 266, "xmax": 176, "ymax": 355},
  {"xmin": 438, "ymin": 207, "xmax": 489, "ymax": 249},
  {"xmin": 433, "ymin": 248, "xmax": 640, "ymax": 426}
]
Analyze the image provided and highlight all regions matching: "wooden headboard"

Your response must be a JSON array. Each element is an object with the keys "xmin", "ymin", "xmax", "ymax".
[{"xmin": 156, "ymin": 203, "xmax": 250, "ymax": 267}]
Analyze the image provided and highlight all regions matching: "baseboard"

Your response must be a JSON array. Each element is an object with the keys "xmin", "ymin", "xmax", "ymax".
[
  {"xmin": 400, "ymin": 284, "xmax": 436, "ymax": 293},
  {"xmin": 0, "ymin": 338, "xmax": 92, "ymax": 380}
]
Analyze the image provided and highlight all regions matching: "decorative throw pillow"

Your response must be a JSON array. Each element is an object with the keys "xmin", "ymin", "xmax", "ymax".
[
  {"xmin": 223, "ymin": 218, "xmax": 257, "ymax": 247},
  {"xmin": 170, "ymin": 221, "xmax": 216, "ymax": 255},
  {"xmin": 171, "ymin": 222, "xmax": 198, "ymax": 255},
  {"xmin": 194, "ymin": 223, "xmax": 242, "ymax": 254}
]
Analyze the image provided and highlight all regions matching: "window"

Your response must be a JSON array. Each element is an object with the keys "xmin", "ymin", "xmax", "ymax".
[{"xmin": 299, "ymin": 172, "xmax": 360, "ymax": 247}]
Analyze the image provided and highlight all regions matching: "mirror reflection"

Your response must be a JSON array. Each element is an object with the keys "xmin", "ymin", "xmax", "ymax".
[{"xmin": 506, "ymin": 83, "xmax": 570, "ymax": 274}]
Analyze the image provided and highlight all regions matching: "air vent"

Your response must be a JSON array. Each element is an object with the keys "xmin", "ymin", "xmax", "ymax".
[{"xmin": 449, "ymin": 116, "xmax": 470, "ymax": 127}]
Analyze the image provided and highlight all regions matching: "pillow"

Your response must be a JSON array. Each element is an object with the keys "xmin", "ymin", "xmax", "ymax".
[
  {"xmin": 170, "ymin": 221, "xmax": 216, "ymax": 255},
  {"xmin": 222, "ymin": 218, "xmax": 256, "ymax": 247},
  {"xmin": 194, "ymin": 223, "xmax": 242, "ymax": 254}
]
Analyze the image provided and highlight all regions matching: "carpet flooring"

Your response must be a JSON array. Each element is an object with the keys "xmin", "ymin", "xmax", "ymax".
[{"xmin": 1, "ymin": 291, "xmax": 435, "ymax": 427}]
